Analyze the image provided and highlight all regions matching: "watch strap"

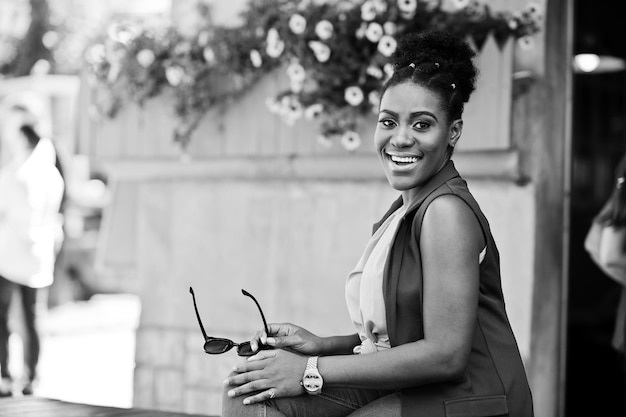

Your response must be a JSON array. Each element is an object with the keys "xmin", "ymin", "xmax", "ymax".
[{"xmin": 306, "ymin": 356, "xmax": 319, "ymax": 371}]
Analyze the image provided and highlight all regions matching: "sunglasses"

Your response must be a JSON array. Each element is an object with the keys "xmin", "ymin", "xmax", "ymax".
[{"xmin": 189, "ymin": 286, "xmax": 271, "ymax": 356}]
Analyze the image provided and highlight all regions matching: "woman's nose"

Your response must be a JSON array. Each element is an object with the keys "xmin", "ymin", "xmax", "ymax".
[{"xmin": 390, "ymin": 127, "xmax": 414, "ymax": 147}]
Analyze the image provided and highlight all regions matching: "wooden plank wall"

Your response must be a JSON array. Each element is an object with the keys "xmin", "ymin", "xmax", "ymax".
[{"xmin": 77, "ymin": 36, "xmax": 514, "ymax": 163}]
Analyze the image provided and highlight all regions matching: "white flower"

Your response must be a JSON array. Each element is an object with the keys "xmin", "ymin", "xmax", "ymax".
[
  {"xmin": 517, "ymin": 35, "xmax": 535, "ymax": 50},
  {"xmin": 289, "ymin": 14, "xmax": 307, "ymax": 35},
  {"xmin": 136, "ymin": 49, "xmax": 155, "ymax": 68},
  {"xmin": 366, "ymin": 65, "xmax": 383, "ymax": 79},
  {"xmin": 345, "ymin": 86, "xmax": 364, "ymax": 106},
  {"xmin": 265, "ymin": 97, "xmax": 282, "ymax": 114},
  {"xmin": 250, "ymin": 49, "xmax": 263, "ymax": 68},
  {"xmin": 281, "ymin": 95, "xmax": 304, "ymax": 125},
  {"xmin": 317, "ymin": 134, "xmax": 333, "ymax": 148},
  {"xmin": 267, "ymin": 28, "xmax": 280, "ymax": 45},
  {"xmin": 290, "ymin": 80, "xmax": 304, "ymax": 93},
  {"xmin": 174, "ymin": 41, "xmax": 192, "ymax": 56},
  {"xmin": 107, "ymin": 22, "xmax": 137, "ymax": 45},
  {"xmin": 451, "ymin": 0, "xmax": 471, "ymax": 10},
  {"xmin": 286, "ymin": 61, "xmax": 306, "ymax": 82},
  {"xmin": 305, "ymin": 103, "xmax": 324, "ymax": 120},
  {"xmin": 308, "ymin": 41, "xmax": 331, "ymax": 63},
  {"xmin": 377, "ymin": 35, "xmax": 397, "ymax": 57},
  {"xmin": 30, "ymin": 59, "xmax": 50, "ymax": 75},
  {"xmin": 267, "ymin": 40, "xmax": 285, "ymax": 58},
  {"xmin": 383, "ymin": 63, "xmax": 395, "ymax": 81},
  {"xmin": 361, "ymin": 1, "xmax": 377, "ymax": 21},
  {"xmin": 397, "ymin": 0, "xmax": 417, "ymax": 13},
  {"xmin": 315, "ymin": 20, "xmax": 334, "ymax": 40},
  {"xmin": 368, "ymin": 90, "xmax": 381, "ymax": 108},
  {"xmin": 266, "ymin": 28, "xmax": 285, "ymax": 58},
  {"xmin": 85, "ymin": 43, "xmax": 106, "ymax": 65},
  {"xmin": 198, "ymin": 30, "xmax": 211, "ymax": 46},
  {"xmin": 524, "ymin": 2, "xmax": 542, "ymax": 20},
  {"xmin": 165, "ymin": 66, "xmax": 185, "ymax": 86},
  {"xmin": 383, "ymin": 22, "xmax": 397, "ymax": 35},
  {"xmin": 341, "ymin": 130, "xmax": 362, "ymax": 152},
  {"xmin": 365, "ymin": 22, "xmax": 384, "ymax": 43},
  {"xmin": 203, "ymin": 47, "xmax": 216, "ymax": 64},
  {"xmin": 355, "ymin": 23, "xmax": 367, "ymax": 39}
]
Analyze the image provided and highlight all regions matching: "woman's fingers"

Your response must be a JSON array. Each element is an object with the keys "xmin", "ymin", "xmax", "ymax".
[
  {"xmin": 243, "ymin": 388, "xmax": 277, "ymax": 405},
  {"xmin": 266, "ymin": 334, "xmax": 299, "ymax": 348},
  {"xmin": 249, "ymin": 330, "xmax": 266, "ymax": 352},
  {"xmin": 226, "ymin": 377, "xmax": 272, "ymax": 399}
]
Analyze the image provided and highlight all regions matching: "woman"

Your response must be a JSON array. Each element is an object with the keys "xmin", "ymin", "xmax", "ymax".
[
  {"xmin": 222, "ymin": 30, "xmax": 533, "ymax": 417},
  {"xmin": 584, "ymin": 152, "xmax": 626, "ymax": 402},
  {"xmin": 0, "ymin": 96, "xmax": 65, "ymax": 397}
]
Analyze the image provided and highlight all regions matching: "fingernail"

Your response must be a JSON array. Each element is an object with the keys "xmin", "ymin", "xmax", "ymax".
[
  {"xmin": 227, "ymin": 390, "xmax": 235, "ymax": 397},
  {"xmin": 243, "ymin": 398, "xmax": 250, "ymax": 405},
  {"xmin": 267, "ymin": 337, "xmax": 275, "ymax": 344},
  {"xmin": 223, "ymin": 379, "xmax": 229, "ymax": 385}
]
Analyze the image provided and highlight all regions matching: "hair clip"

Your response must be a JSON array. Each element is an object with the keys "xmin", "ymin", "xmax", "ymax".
[
  {"xmin": 618, "ymin": 177, "xmax": 624, "ymax": 188},
  {"xmin": 451, "ymin": 83, "xmax": 456, "ymax": 89},
  {"xmin": 408, "ymin": 63, "xmax": 415, "ymax": 69}
]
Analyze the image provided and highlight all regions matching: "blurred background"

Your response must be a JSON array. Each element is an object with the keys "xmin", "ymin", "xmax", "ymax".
[{"xmin": 0, "ymin": 0, "xmax": 624, "ymax": 416}]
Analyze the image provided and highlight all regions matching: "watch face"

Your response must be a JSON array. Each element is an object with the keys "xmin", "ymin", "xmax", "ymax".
[{"xmin": 303, "ymin": 371, "xmax": 323, "ymax": 393}]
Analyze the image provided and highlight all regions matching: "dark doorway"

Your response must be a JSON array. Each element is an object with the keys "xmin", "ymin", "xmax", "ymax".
[{"xmin": 566, "ymin": 1, "xmax": 626, "ymax": 415}]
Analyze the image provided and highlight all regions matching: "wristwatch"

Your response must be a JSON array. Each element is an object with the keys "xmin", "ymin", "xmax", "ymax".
[{"xmin": 301, "ymin": 356, "xmax": 323, "ymax": 395}]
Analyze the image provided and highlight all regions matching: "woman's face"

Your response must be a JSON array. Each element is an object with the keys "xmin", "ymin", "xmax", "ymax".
[{"xmin": 374, "ymin": 82, "xmax": 462, "ymax": 203}]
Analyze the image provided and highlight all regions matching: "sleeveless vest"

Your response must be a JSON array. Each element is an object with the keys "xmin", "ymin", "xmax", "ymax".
[{"xmin": 374, "ymin": 161, "xmax": 534, "ymax": 417}]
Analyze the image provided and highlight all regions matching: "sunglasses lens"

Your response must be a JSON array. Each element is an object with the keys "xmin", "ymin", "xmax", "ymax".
[
  {"xmin": 204, "ymin": 340, "xmax": 234, "ymax": 354},
  {"xmin": 237, "ymin": 342, "xmax": 255, "ymax": 356}
]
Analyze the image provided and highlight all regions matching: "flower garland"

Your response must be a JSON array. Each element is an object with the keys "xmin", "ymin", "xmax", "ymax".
[{"xmin": 84, "ymin": 0, "xmax": 542, "ymax": 151}]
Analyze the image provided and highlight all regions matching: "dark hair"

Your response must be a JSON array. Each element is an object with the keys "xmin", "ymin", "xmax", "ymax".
[
  {"xmin": 10, "ymin": 105, "xmax": 67, "ymax": 213},
  {"xmin": 598, "ymin": 154, "xmax": 626, "ymax": 227},
  {"xmin": 383, "ymin": 30, "xmax": 478, "ymax": 121},
  {"xmin": 596, "ymin": 154, "xmax": 626, "ymax": 251},
  {"xmin": 20, "ymin": 124, "xmax": 41, "ymax": 149}
]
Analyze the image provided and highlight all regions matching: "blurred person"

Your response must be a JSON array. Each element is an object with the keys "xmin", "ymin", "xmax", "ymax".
[
  {"xmin": 585, "ymin": 152, "xmax": 626, "ymax": 379},
  {"xmin": 0, "ymin": 96, "xmax": 65, "ymax": 397}
]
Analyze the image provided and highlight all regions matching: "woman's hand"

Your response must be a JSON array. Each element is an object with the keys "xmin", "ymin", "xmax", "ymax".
[
  {"xmin": 250, "ymin": 322, "xmax": 325, "ymax": 355},
  {"xmin": 225, "ymin": 348, "xmax": 307, "ymax": 405}
]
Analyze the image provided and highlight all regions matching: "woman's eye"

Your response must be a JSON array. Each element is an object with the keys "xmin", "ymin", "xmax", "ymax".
[
  {"xmin": 379, "ymin": 119, "xmax": 396, "ymax": 128},
  {"xmin": 413, "ymin": 121, "xmax": 430, "ymax": 130}
]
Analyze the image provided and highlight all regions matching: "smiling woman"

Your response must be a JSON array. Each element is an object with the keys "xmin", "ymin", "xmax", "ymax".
[{"xmin": 220, "ymin": 30, "xmax": 533, "ymax": 417}]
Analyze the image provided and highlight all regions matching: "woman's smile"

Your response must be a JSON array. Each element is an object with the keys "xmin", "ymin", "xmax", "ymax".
[{"xmin": 386, "ymin": 151, "xmax": 423, "ymax": 166}]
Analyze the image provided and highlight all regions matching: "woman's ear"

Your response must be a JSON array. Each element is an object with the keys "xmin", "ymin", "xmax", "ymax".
[{"xmin": 449, "ymin": 119, "xmax": 463, "ymax": 148}]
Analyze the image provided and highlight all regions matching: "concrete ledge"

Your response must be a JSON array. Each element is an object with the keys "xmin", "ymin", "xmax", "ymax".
[{"xmin": 98, "ymin": 149, "xmax": 522, "ymax": 182}]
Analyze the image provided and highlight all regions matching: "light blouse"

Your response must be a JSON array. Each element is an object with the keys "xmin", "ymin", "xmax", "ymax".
[{"xmin": 346, "ymin": 205, "xmax": 486, "ymax": 354}]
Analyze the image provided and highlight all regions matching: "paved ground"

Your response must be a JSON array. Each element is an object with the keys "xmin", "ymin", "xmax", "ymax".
[{"xmin": 7, "ymin": 293, "xmax": 140, "ymax": 409}]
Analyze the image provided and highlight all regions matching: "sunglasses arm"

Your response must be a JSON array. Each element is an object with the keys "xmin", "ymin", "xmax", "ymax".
[
  {"xmin": 189, "ymin": 287, "xmax": 210, "ymax": 341},
  {"xmin": 241, "ymin": 289, "xmax": 270, "ymax": 336}
]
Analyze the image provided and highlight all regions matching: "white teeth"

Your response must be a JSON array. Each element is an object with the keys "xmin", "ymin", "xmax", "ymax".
[{"xmin": 390, "ymin": 155, "xmax": 418, "ymax": 163}]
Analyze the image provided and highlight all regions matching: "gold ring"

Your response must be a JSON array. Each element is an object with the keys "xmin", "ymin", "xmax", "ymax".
[{"xmin": 268, "ymin": 389, "xmax": 275, "ymax": 399}]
